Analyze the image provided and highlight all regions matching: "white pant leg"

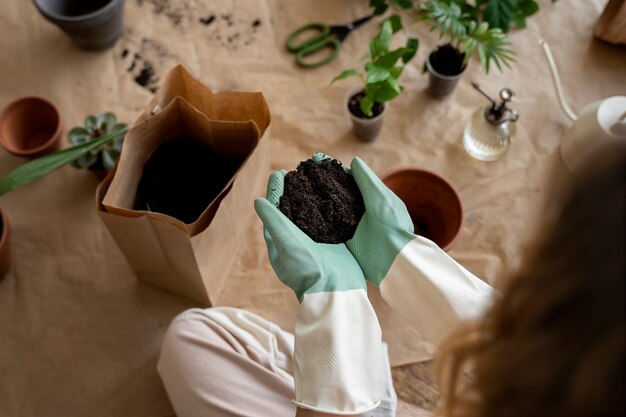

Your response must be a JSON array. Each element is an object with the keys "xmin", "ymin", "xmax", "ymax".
[
  {"xmin": 158, "ymin": 307, "xmax": 397, "ymax": 417},
  {"xmin": 157, "ymin": 307, "xmax": 297, "ymax": 417}
]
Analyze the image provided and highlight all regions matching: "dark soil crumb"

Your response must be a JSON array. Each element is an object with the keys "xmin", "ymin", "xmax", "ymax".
[
  {"xmin": 121, "ymin": 37, "xmax": 175, "ymax": 94},
  {"xmin": 199, "ymin": 15, "xmax": 215, "ymax": 25},
  {"xmin": 136, "ymin": 0, "xmax": 187, "ymax": 27},
  {"xmin": 279, "ymin": 158, "xmax": 365, "ymax": 244},
  {"xmin": 348, "ymin": 91, "xmax": 385, "ymax": 119},
  {"xmin": 429, "ymin": 43, "xmax": 466, "ymax": 76},
  {"xmin": 135, "ymin": 137, "xmax": 243, "ymax": 224},
  {"xmin": 252, "ymin": 19, "xmax": 261, "ymax": 28}
]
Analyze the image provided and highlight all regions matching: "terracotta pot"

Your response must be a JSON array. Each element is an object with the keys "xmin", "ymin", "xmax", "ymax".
[
  {"xmin": 32, "ymin": 0, "xmax": 125, "ymax": 51},
  {"xmin": 346, "ymin": 87, "xmax": 387, "ymax": 142},
  {"xmin": 0, "ymin": 207, "xmax": 10, "ymax": 281},
  {"xmin": 382, "ymin": 168, "xmax": 463, "ymax": 251},
  {"xmin": 0, "ymin": 96, "xmax": 62, "ymax": 158}
]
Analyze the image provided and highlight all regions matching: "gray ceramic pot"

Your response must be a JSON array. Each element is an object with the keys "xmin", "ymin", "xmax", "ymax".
[{"xmin": 33, "ymin": 0, "xmax": 125, "ymax": 51}]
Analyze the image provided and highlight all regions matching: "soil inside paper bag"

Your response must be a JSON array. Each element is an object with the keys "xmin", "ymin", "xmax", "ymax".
[
  {"xmin": 134, "ymin": 136, "xmax": 243, "ymax": 224},
  {"xmin": 279, "ymin": 158, "xmax": 365, "ymax": 244}
]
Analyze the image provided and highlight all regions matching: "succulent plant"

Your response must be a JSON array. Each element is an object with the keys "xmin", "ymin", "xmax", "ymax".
[{"xmin": 68, "ymin": 112, "xmax": 127, "ymax": 171}]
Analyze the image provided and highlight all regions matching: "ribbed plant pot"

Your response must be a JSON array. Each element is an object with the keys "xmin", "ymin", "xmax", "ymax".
[
  {"xmin": 32, "ymin": 0, "xmax": 125, "ymax": 51},
  {"xmin": 382, "ymin": 168, "xmax": 463, "ymax": 251},
  {"xmin": 346, "ymin": 88, "xmax": 387, "ymax": 142},
  {"xmin": 0, "ymin": 96, "xmax": 62, "ymax": 158},
  {"xmin": 0, "ymin": 207, "xmax": 11, "ymax": 281},
  {"xmin": 426, "ymin": 44, "xmax": 468, "ymax": 100}
]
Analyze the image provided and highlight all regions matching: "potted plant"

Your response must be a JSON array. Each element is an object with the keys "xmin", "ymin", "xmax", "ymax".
[
  {"xmin": 68, "ymin": 112, "xmax": 127, "ymax": 178},
  {"xmin": 418, "ymin": 1, "xmax": 514, "ymax": 98},
  {"xmin": 368, "ymin": 0, "xmax": 553, "ymax": 98},
  {"xmin": 332, "ymin": 15, "xmax": 418, "ymax": 142},
  {"xmin": 0, "ymin": 117, "xmax": 128, "ymax": 196}
]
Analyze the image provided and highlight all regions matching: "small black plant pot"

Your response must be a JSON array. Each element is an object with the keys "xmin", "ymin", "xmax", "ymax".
[
  {"xmin": 426, "ymin": 43, "xmax": 468, "ymax": 99},
  {"xmin": 346, "ymin": 88, "xmax": 387, "ymax": 142},
  {"xmin": 32, "ymin": 0, "xmax": 125, "ymax": 51}
]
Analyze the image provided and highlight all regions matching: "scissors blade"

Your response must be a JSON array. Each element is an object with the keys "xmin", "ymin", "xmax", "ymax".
[{"xmin": 330, "ymin": 14, "xmax": 374, "ymax": 42}]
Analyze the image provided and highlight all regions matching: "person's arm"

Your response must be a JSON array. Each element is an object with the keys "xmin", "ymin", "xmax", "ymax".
[
  {"xmin": 379, "ymin": 235, "xmax": 495, "ymax": 346},
  {"xmin": 346, "ymin": 157, "xmax": 495, "ymax": 347},
  {"xmin": 255, "ymin": 163, "xmax": 382, "ymax": 415}
]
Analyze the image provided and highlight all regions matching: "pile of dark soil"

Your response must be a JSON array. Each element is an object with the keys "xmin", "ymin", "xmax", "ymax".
[
  {"xmin": 348, "ymin": 91, "xmax": 385, "ymax": 119},
  {"xmin": 279, "ymin": 158, "xmax": 365, "ymax": 243},
  {"xmin": 135, "ymin": 136, "xmax": 241, "ymax": 224},
  {"xmin": 429, "ymin": 43, "xmax": 466, "ymax": 76}
]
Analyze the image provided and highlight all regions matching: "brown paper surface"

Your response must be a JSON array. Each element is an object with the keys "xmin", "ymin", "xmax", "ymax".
[{"xmin": 0, "ymin": 0, "xmax": 624, "ymax": 416}]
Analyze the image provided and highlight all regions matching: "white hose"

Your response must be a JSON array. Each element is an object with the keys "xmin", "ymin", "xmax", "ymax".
[{"xmin": 538, "ymin": 39, "xmax": 578, "ymax": 121}]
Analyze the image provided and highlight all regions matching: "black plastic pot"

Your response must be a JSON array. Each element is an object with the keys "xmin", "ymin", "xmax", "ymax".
[
  {"xmin": 33, "ymin": 0, "xmax": 125, "ymax": 51},
  {"xmin": 346, "ymin": 88, "xmax": 387, "ymax": 142},
  {"xmin": 426, "ymin": 44, "xmax": 468, "ymax": 99}
]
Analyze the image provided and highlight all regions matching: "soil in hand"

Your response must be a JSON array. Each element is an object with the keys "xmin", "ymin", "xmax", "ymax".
[
  {"xmin": 279, "ymin": 158, "xmax": 365, "ymax": 244},
  {"xmin": 348, "ymin": 91, "xmax": 385, "ymax": 119},
  {"xmin": 429, "ymin": 44, "xmax": 466, "ymax": 76},
  {"xmin": 135, "ymin": 136, "xmax": 242, "ymax": 224}
]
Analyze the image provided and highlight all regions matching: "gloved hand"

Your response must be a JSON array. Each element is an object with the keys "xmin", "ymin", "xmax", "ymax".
[
  {"xmin": 254, "ymin": 154, "xmax": 383, "ymax": 415},
  {"xmin": 346, "ymin": 157, "xmax": 415, "ymax": 286},
  {"xmin": 346, "ymin": 157, "xmax": 495, "ymax": 346}
]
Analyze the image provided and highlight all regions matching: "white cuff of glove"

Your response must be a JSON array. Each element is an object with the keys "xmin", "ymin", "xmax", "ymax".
[
  {"xmin": 380, "ymin": 236, "xmax": 496, "ymax": 347},
  {"xmin": 293, "ymin": 289, "xmax": 382, "ymax": 415}
]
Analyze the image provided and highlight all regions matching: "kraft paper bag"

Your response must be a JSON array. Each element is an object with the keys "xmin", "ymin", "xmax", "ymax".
[{"xmin": 96, "ymin": 65, "xmax": 271, "ymax": 305}]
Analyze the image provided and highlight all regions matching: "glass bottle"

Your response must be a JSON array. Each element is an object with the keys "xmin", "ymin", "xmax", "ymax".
[{"xmin": 463, "ymin": 83, "xmax": 519, "ymax": 161}]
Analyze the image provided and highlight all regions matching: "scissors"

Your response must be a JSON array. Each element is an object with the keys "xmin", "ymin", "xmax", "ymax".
[{"xmin": 286, "ymin": 15, "xmax": 374, "ymax": 69}]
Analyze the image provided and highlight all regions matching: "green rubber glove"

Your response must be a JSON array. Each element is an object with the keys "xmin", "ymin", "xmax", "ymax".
[
  {"xmin": 346, "ymin": 157, "xmax": 416, "ymax": 286},
  {"xmin": 254, "ymin": 167, "xmax": 366, "ymax": 302}
]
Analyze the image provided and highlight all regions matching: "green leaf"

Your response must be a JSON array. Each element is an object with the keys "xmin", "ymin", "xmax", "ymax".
[
  {"xmin": 365, "ymin": 63, "xmax": 390, "ymax": 83},
  {"xmin": 403, "ymin": 38, "xmax": 419, "ymax": 63},
  {"xmin": 102, "ymin": 149, "xmax": 121, "ymax": 171},
  {"xmin": 390, "ymin": 65, "xmax": 404, "ymax": 78},
  {"xmin": 389, "ymin": 15, "xmax": 403, "ymax": 33},
  {"xmin": 331, "ymin": 68, "xmax": 360, "ymax": 84},
  {"xmin": 0, "ymin": 126, "xmax": 129, "ymax": 196},
  {"xmin": 68, "ymin": 127, "xmax": 90, "ymax": 145},
  {"xmin": 84, "ymin": 115, "xmax": 98, "ymax": 131},
  {"xmin": 97, "ymin": 112, "xmax": 117, "ymax": 131},
  {"xmin": 369, "ymin": 20, "xmax": 393, "ymax": 59},
  {"xmin": 374, "ymin": 47, "xmax": 412, "ymax": 69},
  {"xmin": 360, "ymin": 93, "xmax": 375, "ymax": 117},
  {"xmin": 512, "ymin": 0, "xmax": 538, "ymax": 28},
  {"xmin": 72, "ymin": 152, "xmax": 99, "ymax": 169},
  {"xmin": 483, "ymin": 0, "xmax": 515, "ymax": 32},
  {"xmin": 370, "ymin": 0, "xmax": 388, "ymax": 15},
  {"xmin": 391, "ymin": 0, "xmax": 413, "ymax": 9},
  {"xmin": 517, "ymin": 0, "xmax": 539, "ymax": 17}
]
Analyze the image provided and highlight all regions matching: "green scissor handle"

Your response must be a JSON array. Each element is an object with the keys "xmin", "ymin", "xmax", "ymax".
[
  {"xmin": 285, "ymin": 23, "xmax": 330, "ymax": 52},
  {"xmin": 295, "ymin": 38, "xmax": 341, "ymax": 68},
  {"xmin": 285, "ymin": 23, "xmax": 341, "ymax": 68}
]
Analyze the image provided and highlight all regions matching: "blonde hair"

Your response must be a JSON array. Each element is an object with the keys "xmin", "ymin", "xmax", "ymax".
[{"xmin": 435, "ymin": 145, "xmax": 625, "ymax": 417}]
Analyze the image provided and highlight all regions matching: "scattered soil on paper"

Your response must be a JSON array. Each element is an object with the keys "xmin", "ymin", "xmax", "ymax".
[{"xmin": 279, "ymin": 158, "xmax": 365, "ymax": 244}]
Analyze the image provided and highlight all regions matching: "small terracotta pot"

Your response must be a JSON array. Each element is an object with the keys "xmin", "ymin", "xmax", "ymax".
[
  {"xmin": 382, "ymin": 168, "xmax": 463, "ymax": 251},
  {"xmin": 0, "ymin": 97, "xmax": 63, "ymax": 158},
  {"xmin": 0, "ymin": 207, "xmax": 11, "ymax": 281}
]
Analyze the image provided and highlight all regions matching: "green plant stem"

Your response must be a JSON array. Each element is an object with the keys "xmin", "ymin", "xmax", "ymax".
[{"xmin": 0, "ymin": 126, "xmax": 128, "ymax": 196}]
